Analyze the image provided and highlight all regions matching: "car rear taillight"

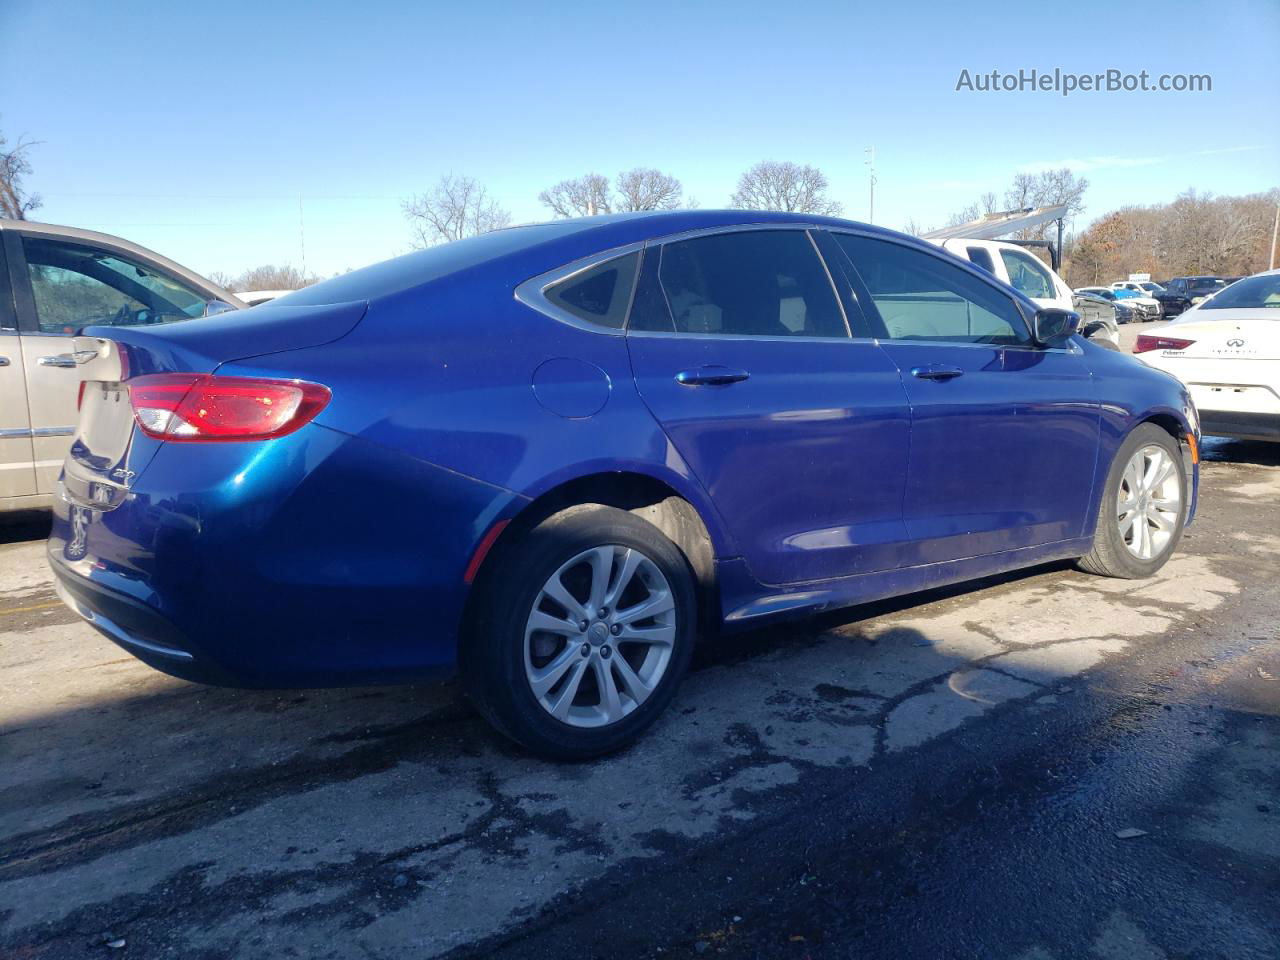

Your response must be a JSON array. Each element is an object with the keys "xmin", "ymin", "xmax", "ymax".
[
  {"xmin": 1134, "ymin": 334, "xmax": 1196, "ymax": 354},
  {"xmin": 127, "ymin": 374, "xmax": 331, "ymax": 442}
]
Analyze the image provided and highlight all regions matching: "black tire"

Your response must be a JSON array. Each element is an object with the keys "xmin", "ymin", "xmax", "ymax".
[
  {"xmin": 462, "ymin": 505, "xmax": 697, "ymax": 760},
  {"xmin": 1078, "ymin": 424, "xmax": 1187, "ymax": 579}
]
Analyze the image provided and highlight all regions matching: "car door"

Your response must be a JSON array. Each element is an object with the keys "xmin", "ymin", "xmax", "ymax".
[
  {"xmin": 625, "ymin": 227, "xmax": 912, "ymax": 586},
  {"xmin": 0, "ymin": 233, "xmax": 37, "ymax": 502},
  {"xmin": 7, "ymin": 231, "xmax": 216, "ymax": 494},
  {"xmin": 826, "ymin": 231, "xmax": 1100, "ymax": 565}
]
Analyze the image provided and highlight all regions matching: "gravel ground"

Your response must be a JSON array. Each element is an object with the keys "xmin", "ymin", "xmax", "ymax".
[{"xmin": 1, "ymin": 430, "xmax": 1277, "ymax": 959}]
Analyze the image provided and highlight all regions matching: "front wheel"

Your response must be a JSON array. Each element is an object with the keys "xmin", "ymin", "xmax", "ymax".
[
  {"xmin": 462, "ymin": 505, "xmax": 697, "ymax": 759},
  {"xmin": 1078, "ymin": 424, "xmax": 1187, "ymax": 579}
]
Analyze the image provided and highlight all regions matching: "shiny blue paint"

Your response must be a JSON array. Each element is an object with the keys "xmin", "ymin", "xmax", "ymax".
[
  {"xmin": 628, "ymin": 334, "xmax": 911, "ymax": 584},
  {"xmin": 47, "ymin": 211, "xmax": 1199, "ymax": 689}
]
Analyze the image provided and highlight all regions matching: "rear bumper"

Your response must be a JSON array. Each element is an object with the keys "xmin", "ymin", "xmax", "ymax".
[
  {"xmin": 48, "ymin": 424, "xmax": 524, "ymax": 688},
  {"xmin": 52, "ymin": 560, "xmax": 239, "ymax": 685}
]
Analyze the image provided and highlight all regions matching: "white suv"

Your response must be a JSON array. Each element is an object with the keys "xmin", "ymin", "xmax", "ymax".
[
  {"xmin": 930, "ymin": 238, "xmax": 1119, "ymax": 347},
  {"xmin": 0, "ymin": 220, "xmax": 243, "ymax": 513}
]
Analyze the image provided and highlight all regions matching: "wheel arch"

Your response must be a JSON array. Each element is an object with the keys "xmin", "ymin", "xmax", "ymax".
[{"xmin": 460, "ymin": 468, "xmax": 726, "ymax": 660}]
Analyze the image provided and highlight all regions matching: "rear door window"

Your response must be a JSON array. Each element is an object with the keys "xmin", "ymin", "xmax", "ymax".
[
  {"xmin": 629, "ymin": 230, "xmax": 847, "ymax": 338},
  {"xmin": 965, "ymin": 246, "xmax": 996, "ymax": 275}
]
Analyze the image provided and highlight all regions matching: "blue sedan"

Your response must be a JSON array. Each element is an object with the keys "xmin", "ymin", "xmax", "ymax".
[{"xmin": 49, "ymin": 211, "xmax": 1199, "ymax": 758}]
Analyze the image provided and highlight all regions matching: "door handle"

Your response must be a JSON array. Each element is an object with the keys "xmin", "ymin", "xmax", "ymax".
[
  {"xmin": 910, "ymin": 364, "xmax": 965, "ymax": 381},
  {"xmin": 675, "ymin": 366, "xmax": 750, "ymax": 387},
  {"xmin": 38, "ymin": 350, "xmax": 97, "ymax": 368},
  {"xmin": 0, "ymin": 356, "xmax": 9, "ymax": 367}
]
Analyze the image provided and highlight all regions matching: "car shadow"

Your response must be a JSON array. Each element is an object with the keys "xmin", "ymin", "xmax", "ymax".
[
  {"xmin": 1201, "ymin": 436, "xmax": 1280, "ymax": 467},
  {"xmin": 0, "ymin": 511, "xmax": 51, "ymax": 546}
]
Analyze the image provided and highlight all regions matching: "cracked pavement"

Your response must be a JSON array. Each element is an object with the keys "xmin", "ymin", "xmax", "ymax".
[{"xmin": 1, "ymin": 436, "xmax": 1278, "ymax": 959}]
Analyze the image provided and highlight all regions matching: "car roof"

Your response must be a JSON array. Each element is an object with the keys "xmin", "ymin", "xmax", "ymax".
[{"xmin": 284, "ymin": 209, "xmax": 938, "ymax": 309}]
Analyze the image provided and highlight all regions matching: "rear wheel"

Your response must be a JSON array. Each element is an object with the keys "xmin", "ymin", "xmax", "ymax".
[
  {"xmin": 1078, "ymin": 425, "xmax": 1187, "ymax": 579},
  {"xmin": 462, "ymin": 505, "xmax": 696, "ymax": 759}
]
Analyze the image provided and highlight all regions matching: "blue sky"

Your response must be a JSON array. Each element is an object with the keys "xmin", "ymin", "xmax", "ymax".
[{"xmin": 2, "ymin": 0, "xmax": 1276, "ymax": 279}]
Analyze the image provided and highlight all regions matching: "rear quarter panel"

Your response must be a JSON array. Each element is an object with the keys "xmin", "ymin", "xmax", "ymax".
[{"xmin": 216, "ymin": 266, "xmax": 740, "ymax": 560}]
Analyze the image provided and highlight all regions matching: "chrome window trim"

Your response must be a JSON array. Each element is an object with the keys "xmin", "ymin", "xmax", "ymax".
[
  {"xmin": 513, "ymin": 241, "xmax": 646, "ymax": 336},
  {"xmin": 627, "ymin": 329, "xmax": 873, "ymax": 344}
]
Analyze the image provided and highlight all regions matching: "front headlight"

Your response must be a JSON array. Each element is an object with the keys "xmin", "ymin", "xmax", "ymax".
[{"xmin": 1184, "ymin": 393, "xmax": 1199, "ymax": 435}]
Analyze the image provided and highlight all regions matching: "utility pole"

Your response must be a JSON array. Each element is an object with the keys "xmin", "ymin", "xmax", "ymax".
[
  {"xmin": 298, "ymin": 195, "xmax": 307, "ymax": 280},
  {"xmin": 1270, "ymin": 202, "xmax": 1279, "ymax": 271},
  {"xmin": 864, "ymin": 146, "xmax": 876, "ymax": 224}
]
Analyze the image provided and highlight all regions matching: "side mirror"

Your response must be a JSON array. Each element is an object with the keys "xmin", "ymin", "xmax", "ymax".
[
  {"xmin": 1033, "ymin": 308, "xmax": 1080, "ymax": 347},
  {"xmin": 204, "ymin": 299, "xmax": 238, "ymax": 317}
]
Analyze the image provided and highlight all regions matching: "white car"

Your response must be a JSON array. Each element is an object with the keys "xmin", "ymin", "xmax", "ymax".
[
  {"xmin": 934, "ymin": 238, "xmax": 1119, "ymax": 346},
  {"xmin": 1135, "ymin": 268, "xmax": 1280, "ymax": 442},
  {"xmin": 1112, "ymin": 280, "xmax": 1166, "ymax": 298},
  {"xmin": 1079, "ymin": 286, "xmax": 1162, "ymax": 321},
  {"xmin": 236, "ymin": 289, "xmax": 294, "ymax": 307}
]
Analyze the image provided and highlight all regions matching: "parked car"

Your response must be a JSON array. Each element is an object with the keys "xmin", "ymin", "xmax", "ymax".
[
  {"xmin": 1078, "ymin": 285, "xmax": 1162, "ymax": 321},
  {"xmin": 49, "ymin": 211, "xmax": 1199, "ymax": 758},
  {"xmin": 1112, "ymin": 280, "xmax": 1167, "ymax": 298},
  {"xmin": 237, "ymin": 289, "xmax": 295, "ymax": 307},
  {"xmin": 1073, "ymin": 287, "xmax": 1138, "ymax": 324},
  {"xmin": 930, "ymin": 238, "xmax": 1115, "ymax": 345},
  {"xmin": 1135, "ymin": 268, "xmax": 1280, "ymax": 441},
  {"xmin": 1158, "ymin": 276, "xmax": 1228, "ymax": 317},
  {"xmin": 0, "ymin": 220, "xmax": 243, "ymax": 513},
  {"xmin": 1071, "ymin": 292, "xmax": 1122, "ymax": 346}
]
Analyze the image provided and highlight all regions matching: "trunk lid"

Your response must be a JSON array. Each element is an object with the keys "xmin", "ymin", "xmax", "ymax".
[
  {"xmin": 1164, "ymin": 316, "xmax": 1280, "ymax": 361},
  {"xmin": 63, "ymin": 299, "xmax": 367, "ymax": 509}
]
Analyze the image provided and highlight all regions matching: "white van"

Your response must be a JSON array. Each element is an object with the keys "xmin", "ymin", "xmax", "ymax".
[{"xmin": 929, "ymin": 238, "xmax": 1119, "ymax": 347}]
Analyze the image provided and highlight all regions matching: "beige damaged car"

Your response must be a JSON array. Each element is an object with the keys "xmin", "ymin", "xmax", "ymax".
[{"xmin": 0, "ymin": 220, "xmax": 243, "ymax": 512}]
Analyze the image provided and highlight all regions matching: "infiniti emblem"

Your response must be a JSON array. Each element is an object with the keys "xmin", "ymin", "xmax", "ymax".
[{"xmin": 1226, "ymin": 338, "xmax": 1245, "ymax": 347}]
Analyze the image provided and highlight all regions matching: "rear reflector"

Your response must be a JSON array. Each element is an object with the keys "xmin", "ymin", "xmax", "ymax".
[
  {"xmin": 127, "ymin": 374, "xmax": 330, "ymax": 442},
  {"xmin": 1134, "ymin": 334, "xmax": 1195, "ymax": 354}
]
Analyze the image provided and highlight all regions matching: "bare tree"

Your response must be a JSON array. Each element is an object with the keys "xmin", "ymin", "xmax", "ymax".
[
  {"xmin": 729, "ymin": 161, "xmax": 842, "ymax": 216},
  {"xmin": 233, "ymin": 264, "xmax": 316, "ymax": 292},
  {"xmin": 615, "ymin": 168, "xmax": 683, "ymax": 211},
  {"xmin": 945, "ymin": 191, "xmax": 1000, "ymax": 228},
  {"xmin": 1006, "ymin": 169, "xmax": 1088, "ymax": 239},
  {"xmin": 538, "ymin": 174, "xmax": 613, "ymax": 218},
  {"xmin": 402, "ymin": 174, "xmax": 512, "ymax": 247},
  {"xmin": 1063, "ymin": 187, "xmax": 1279, "ymax": 285},
  {"xmin": 0, "ymin": 130, "xmax": 42, "ymax": 220}
]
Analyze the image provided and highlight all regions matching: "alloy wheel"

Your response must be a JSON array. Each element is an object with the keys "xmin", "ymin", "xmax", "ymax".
[
  {"xmin": 523, "ymin": 545, "xmax": 677, "ymax": 728},
  {"xmin": 1116, "ymin": 444, "xmax": 1182, "ymax": 560}
]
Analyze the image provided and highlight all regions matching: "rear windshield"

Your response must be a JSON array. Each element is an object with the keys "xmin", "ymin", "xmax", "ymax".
[
  {"xmin": 1201, "ymin": 274, "xmax": 1280, "ymax": 311},
  {"xmin": 283, "ymin": 222, "xmax": 583, "ymax": 306}
]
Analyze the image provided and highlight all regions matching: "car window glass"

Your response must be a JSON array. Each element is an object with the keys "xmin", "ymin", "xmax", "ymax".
[
  {"xmin": 965, "ymin": 246, "xmax": 996, "ymax": 274},
  {"xmin": 1201, "ymin": 273, "xmax": 1280, "ymax": 310},
  {"xmin": 543, "ymin": 251, "xmax": 639, "ymax": 329},
  {"xmin": 21, "ymin": 236, "xmax": 209, "ymax": 335},
  {"xmin": 834, "ymin": 234, "xmax": 1030, "ymax": 345},
  {"xmin": 647, "ymin": 230, "xmax": 846, "ymax": 338},
  {"xmin": 999, "ymin": 249, "xmax": 1055, "ymax": 300}
]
